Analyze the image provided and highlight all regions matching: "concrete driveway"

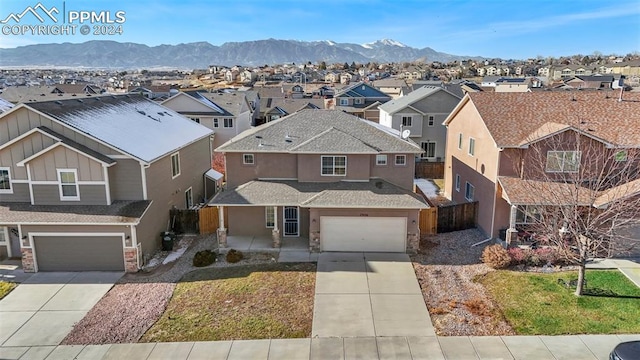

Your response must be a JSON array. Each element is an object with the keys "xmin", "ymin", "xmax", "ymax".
[
  {"xmin": 312, "ymin": 252, "xmax": 435, "ymax": 338},
  {"xmin": 0, "ymin": 272, "xmax": 122, "ymax": 347}
]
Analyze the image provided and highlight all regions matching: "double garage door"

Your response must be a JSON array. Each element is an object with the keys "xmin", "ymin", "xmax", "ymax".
[
  {"xmin": 320, "ymin": 216, "xmax": 407, "ymax": 252},
  {"xmin": 33, "ymin": 235, "xmax": 125, "ymax": 271}
]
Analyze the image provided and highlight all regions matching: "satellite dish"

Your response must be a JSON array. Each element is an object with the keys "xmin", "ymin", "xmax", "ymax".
[{"xmin": 401, "ymin": 129, "xmax": 411, "ymax": 139}]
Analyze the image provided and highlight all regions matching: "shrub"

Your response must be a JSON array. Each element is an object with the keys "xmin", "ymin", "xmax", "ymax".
[
  {"xmin": 508, "ymin": 246, "xmax": 567, "ymax": 266},
  {"xmin": 481, "ymin": 244, "xmax": 511, "ymax": 269},
  {"xmin": 192, "ymin": 250, "xmax": 217, "ymax": 267},
  {"xmin": 225, "ymin": 249, "xmax": 244, "ymax": 263}
]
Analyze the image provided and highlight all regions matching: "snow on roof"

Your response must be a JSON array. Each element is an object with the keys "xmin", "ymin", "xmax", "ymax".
[
  {"xmin": 27, "ymin": 95, "xmax": 213, "ymax": 163},
  {"xmin": 414, "ymin": 179, "xmax": 439, "ymax": 198}
]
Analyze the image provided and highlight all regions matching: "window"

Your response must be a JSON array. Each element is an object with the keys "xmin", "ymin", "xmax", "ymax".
[
  {"xmin": 171, "ymin": 152, "xmax": 180, "ymax": 178},
  {"xmin": 401, "ymin": 116, "xmax": 412, "ymax": 127},
  {"xmin": 515, "ymin": 205, "xmax": 542, "ymax": 224},
  {"xmin": 57, "ymin": 169, "xmax": 79, "ymax": 201},
  {"xmin": 189, "ymin": 117, "xmax": 200, "ymax": 124},
  {"xmin": 421, "ymin": 141, "xmax": 436, "ymax": 158},
  {"xmin": 354, "ymin": 98, "xmax": 363, "ymax": 105},
  {"xmin": 223, "ymin": 118, "xmax": 233, "ymax": 128},
  {"xmin": 185, "ymin": 187, "xmax": 193, "ymax": 208},
  {"xmin": 468, "ymin": 138, "xmax": 475, "ymax": 156},
  {"xmin": 395, "ymin": 155, "xmax": 406, "ymax": 166},
  {"xmin": 615, "ymin": 150, "xmax": 628, "ymax": 162},
  {"xmin": 428, "ymin": 115, "xmax": 435, "ymax": 127},
  {"xmin": 213, "ymin": 118, "xmax": 219, "ymax": 128},
  {"xmin": 465, "ymin": 182, "xmax": 475, "ymax": 201},
  {"xmin": 457, "ymin": 133, "xmax": 463, "ymax": 150},
  {"xmin": 376, "ymin": 154, "xmax": 387, "ymax": 165},
  {"xmin": 265, "ymin": 207, "xmax": 275, "ymax": 228},
  {"xmin": 321, "ymin": 156, "xmax": 347, "ymax": 176},
  {"xmin": 243, "ymin": 154, "xmax": 255, "ymax": 165},
  {"xmin": 339, "ymin": 98, "xmax": 348, "ymax": 106},
  {"xmin": 455, "ymin": 174, "xmax": 461, "ymax": 192},
  {"xmin": 0, "ymin": 167, "xmax": 12, "ymax": 194},
  {"xmin": 546, "ymin": 151, "xmax": 580, "ymax": 172}
]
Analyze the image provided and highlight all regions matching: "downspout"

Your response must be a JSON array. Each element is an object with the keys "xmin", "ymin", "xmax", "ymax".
[{"xmin": 487, "ymin": 147, "xmax": 504, "ymax": 243}]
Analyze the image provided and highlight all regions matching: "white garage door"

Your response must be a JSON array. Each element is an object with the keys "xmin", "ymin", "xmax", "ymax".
[{"xmin": 320, "ymin": 216, "xmax": 406, "ymax": 252}]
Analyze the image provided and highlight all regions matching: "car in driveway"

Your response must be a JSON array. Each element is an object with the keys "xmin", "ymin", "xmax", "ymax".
[{"xmin": 610, "ymin": 341, "xmax": 640, "ymax": 360}]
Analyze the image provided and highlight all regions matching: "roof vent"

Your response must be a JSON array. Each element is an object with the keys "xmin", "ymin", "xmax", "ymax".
[
  {"xmin": 137, "ymin": 110, "xmax": 146, "ymax": 116},
  {"xmin": 285, "ymin": 132, "xmax": 292, "ymax": 140},
  {"xmin": 258, "ymin": 139, "xmax": 264, "ymax": 147},
  {"xmin": 255, "ymin": 135, "xmax": 263, "ymax": 139},
  {"xmin": 157, "ymin": 112, "xmax": 165, "ymax": 116},
  {"xmin": 285, "ymin": 139, "xmax": 293, "ymax": 143},
  {"xmin": 55, "ymin": 100, "xmax": 62, "ymax": 105},
  {"xmin": 77, "ymin": 99, "xmax": 83, "ymax": 103}
]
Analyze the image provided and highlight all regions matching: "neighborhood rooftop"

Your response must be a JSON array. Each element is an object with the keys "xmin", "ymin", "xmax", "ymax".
[
  {"xmin": 378, "ymin": 85, "xmax": 460, "ymax": 114},
  {"xmin": 24, "ymin": 94, "xmax": 213, "ymax": 163},
  {"xmin": 216, "ymin": 109, "xmax": 422, "ymax": 153},
  {"xmin": 457, "ymin": 91, "xmax": 640, "ymax": 148}
]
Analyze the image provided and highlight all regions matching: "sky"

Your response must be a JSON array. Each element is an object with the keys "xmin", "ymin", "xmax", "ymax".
[{"xmin": 1, "ymin": 0, "xmax": 639, "ymax": 59}]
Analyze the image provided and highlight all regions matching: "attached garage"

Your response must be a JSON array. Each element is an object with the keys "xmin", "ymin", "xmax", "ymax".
[
  {"xmin": 320, "ymin": 216, "xmax": 407, "ymax": 252},
  {"xmin": 33, "ymin": 235, "xmax": 125, "ymax": 271}
]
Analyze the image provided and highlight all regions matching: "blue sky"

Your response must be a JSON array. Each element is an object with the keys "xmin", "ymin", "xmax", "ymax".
[{"xmin": 1, "ymin": 0, "xmax": 639, "ymax": 59}]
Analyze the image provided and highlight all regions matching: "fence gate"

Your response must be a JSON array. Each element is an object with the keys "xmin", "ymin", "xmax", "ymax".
[
  {"xmin": 437, "ymin": 201, "xmax": 478, "ymax": 233},
  {"xmin": 419, "ymin": 207, "xmax": 438, "ymax": 235},
  {"xmin": 170, "ymin": 208, "xmax": 199, "ymax": 234}
]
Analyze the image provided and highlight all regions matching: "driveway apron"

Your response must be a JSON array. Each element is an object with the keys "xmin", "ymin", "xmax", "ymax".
[{"xmin": 312, "ymin": 252, "xmax": 435, "ymax": 338}]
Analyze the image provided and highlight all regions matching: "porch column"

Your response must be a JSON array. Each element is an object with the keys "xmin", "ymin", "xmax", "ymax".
[
  {"xmin": 217, "ymin": 206, "xmax": 227, "ymax": 248},
  {"xmin": 506, "ymin": 204, "xmax": 518, "ymax": 246},
  {"xmin": 272, "ymin": 206, "xmax": 281, "ymax": 248}
]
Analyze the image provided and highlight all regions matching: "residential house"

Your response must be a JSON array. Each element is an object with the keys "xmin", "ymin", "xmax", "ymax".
[
  {"xmin": 494, "ymin": 78, "xmax": 531, "ymax": 92},
  {"xmin": 128, "ymin": 85, "xmax": 172, "ymax": 100},
  {"xmin": 162, "ymin": 91, "xmax": 254, "ymax": 148},
  {"xmin": 209, "ymin": 109, "xmax": 428, "ymax": 253},
  {"xmin": 372, "ymin": 78, "xmax": 410, "ymax": 99},
  {"xmin": 0, "ymin": 95, "xmax": 213, "ymax": 272},
  {"xmin": 378, "ymin": 86, "xmax": 461, "ymax": 162},
  {"xmin": 332, "ymin": 82, "xmax": 392, "ymax": 122},
  {"xmin": 324, "ymin": 71, "xmax": 340, "ymax": 83},
  {"xmin": 551, "ymin": 65, "xmax": 594, "ymax": 80},
  {"xmin": 258, "ymin": 98, "xmax": 323, "ymax": 125},
  {"xmin": 563, "ymin": 75, "xmax": 615, "ymax": 89},
  {"xmin": 442, "ymin": 91, "xmax": 640, "ymax": 242}
]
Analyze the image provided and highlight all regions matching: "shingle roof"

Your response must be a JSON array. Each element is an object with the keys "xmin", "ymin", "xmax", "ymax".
[
  {"xmin": 378, "ymin": 86, "xmax": 459, "ymax": 115},
  {"xmin": 26, "ymin": 94, "xmax": 213, "ymax": 163},
  {"xmin": 208, "ymin": 180, "xmax": 429, "ymax": 209},
  {"xmin": 336, "ymin": 82, "xmax": 391, "ymax": 99},
  {"xmin": 462, "ymin": 91, "xmax": 640, "ymax": 148},
  {"xmin": 36, "ymin": 126, "xmax": 116, "ymax": 165},
  {"xmin": 498, "ymin": 177, "xmax": 594, "ymax": 206},
  {"xmin": 594, "ymin": 178, "xmax": 640, "ymax": 209},
  {"xmin": 0, "ymin": 200, "xmax": 151, "ymax": 224},
  {"xmin": 216, "ymin": 109, "xmax": 422, "ymax": 154}
]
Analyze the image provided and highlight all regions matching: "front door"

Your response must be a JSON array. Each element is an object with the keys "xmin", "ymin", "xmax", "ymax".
[
  {"xmin": 8, "ymin": 227, "xmax": 21, "ymax": 258},
  {"xmin": 283, "ymin": 206, "xmax": 299, "ymax": 237}
]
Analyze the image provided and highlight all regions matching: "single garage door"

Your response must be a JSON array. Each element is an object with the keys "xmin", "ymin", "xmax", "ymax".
[
  {"xmin": 34, "ymin": 236, "xmax": 125, "ymax": 271},
  {"xmin": 320, "ymin": 216, "xmax": 406, "ymax": 252}
]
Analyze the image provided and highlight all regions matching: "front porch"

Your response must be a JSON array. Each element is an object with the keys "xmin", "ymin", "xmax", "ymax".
[{"xmin": 219, "ymin": 235, "xmax": 310, "ymax": 253}]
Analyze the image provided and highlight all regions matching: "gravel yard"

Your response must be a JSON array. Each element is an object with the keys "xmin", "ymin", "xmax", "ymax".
[{"xmin": 411, "ymin": 229, "xmax": 516, "ymax": 336}]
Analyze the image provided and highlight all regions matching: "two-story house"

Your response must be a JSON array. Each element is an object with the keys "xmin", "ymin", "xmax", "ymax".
[
  {"xmin": 162, "ymin": 91, "xmax": 254, "ymax": 148},
  {"xmin": 378, "ymin": 86, "xmax": 461, "ymax": 162},
  {"xmin": 333, "ymin": 82, "xmax": 392, "ymax": 122},
  {"xmin": 0, "ymin": 95, "xmax": 213, "ymax": 272},
  {"xmin": 443, "ymin": 91, "xmax": 640, "ymax": 244},
  {"xmin": 257, "ymin": 98, "xmax": 323, "ymax": 125},
  {"xmin": 209, "ymin": 109, "xmax": 429, "ymax": 253}
]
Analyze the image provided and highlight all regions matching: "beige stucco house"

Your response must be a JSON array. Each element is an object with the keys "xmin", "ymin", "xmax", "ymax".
[
  {"xmin": 209, "ymin": 109, "xmax": 429, "ymax": 253},
  {"xmin": 0, "ymin": 95, "xmax": 213, "ymax": 272}
]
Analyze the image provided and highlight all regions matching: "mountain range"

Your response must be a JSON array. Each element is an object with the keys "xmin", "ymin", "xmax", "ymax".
[{"xmin": 0, "ymin": 39, "xmax": 479, "ymax": 69}]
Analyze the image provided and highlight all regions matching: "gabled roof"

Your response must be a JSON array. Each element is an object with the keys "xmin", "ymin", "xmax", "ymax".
[
  {"xmin": 177, "ymin": 91, "xmax": 234, "ymax": 116},
  {"xmin": 447, "ymin": 92, "xmax": 640, "ymax": 148},
  {"xmin": 24, "ymin": 95, "xmax": 213, "ymax": 163},
  {"xmin": 378, "ymin": 86, "xmax": 460, "ymax": 115},
  {"xmin": 336, "ymin": 82, "xmax": 391, "ymax": 100},
  {"xmin": 216, "ymin": 109, "xmax": 422, "ymax": 154},
  {"xmin": 594, "ymin": 178, "xmax": 640, "ymax": 209},
  {"xmin": 498, "ymin": 177, "xmax": 593, "ymax": 206}
]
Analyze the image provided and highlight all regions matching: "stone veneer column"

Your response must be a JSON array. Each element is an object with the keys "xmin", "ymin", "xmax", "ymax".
[
  {"xmin": 123, "ymin": 248, "xmax": 139, "ymax": 273},
  {"xmin": 309, "ymin": 231, "xmax": 320, "ymax": 251},
  {"xmin": 21, "ymin": 248, "xmax": 35, "ymax": 272},
  {"xmin": 217, "ymin": 228, "xmax": 228, "ymax": 248},
  {"xmin": 407, "ymin": 233, "xmax": 420, "ymax": 253},
  {"xmin": 272, "ymin": 228, "xmax": 281, "ymax": 248}
]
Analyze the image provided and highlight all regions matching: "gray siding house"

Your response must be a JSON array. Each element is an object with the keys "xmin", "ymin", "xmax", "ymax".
[
  {"xmin": 0, "ymin": 95, "xmax": 213, "ymax": 272},
  {"xmin": 209, "ymin": 109, "xmax": 429, "ymax": 253},
  {"xmin": 378, "ymin": 86, "xmax": 461, "ymax": 161}
]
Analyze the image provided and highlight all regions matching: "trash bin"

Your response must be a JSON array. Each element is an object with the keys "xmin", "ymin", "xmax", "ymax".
[{"xmin": 161, "ymin": 231, "xmax": 176, "ymax": 251}]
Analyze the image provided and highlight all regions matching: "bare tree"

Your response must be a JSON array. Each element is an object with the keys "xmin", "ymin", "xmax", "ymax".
[{"xmin": 508, "ymin": 123, "xmax": 640, "ymax": 295}]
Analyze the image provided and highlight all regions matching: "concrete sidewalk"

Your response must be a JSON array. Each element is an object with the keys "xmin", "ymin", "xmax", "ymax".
[
  {"xmin": 587, "ymin": 258, "xmax": 640, "ymax": 288},
  {"xmin": 1, "ymin": 334, "xmax": 639, "ymax": 360}
]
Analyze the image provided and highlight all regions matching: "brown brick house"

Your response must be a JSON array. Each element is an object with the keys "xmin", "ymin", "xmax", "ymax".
[{"xmin": 209, "ymin": 109, "xmax": 429, "ymax": 252}]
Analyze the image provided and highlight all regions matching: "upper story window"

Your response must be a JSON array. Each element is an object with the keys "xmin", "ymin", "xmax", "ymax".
[
  {"xmin": 339, "ymin": 98, "xmax": 349, "ymax": 106},
  {"xmin": 321, "ymin": 155, "xmax": 346, "ymax": 176},
  {"xmin": 402, "ymin": 116, "xmax": 412, "ymax": 127},
  {"xmin": 189, "ymin": 117, "xmax": 200, "ymax": 124},
  {"xmin": 395, "ymin": 155, "xmax": 406, "ymax": 166},
  {"xmin": 455, "ymin": 174, "xmax": 461, "ymax": 192},
  {"xmin": 171, "ymin": 152, "xmax": 180, "ymax": 178},
  {"xmin": 243, "ymin": 154, "xmax": 255, "ymax": 165},
  {"xmin": 458, "ymin": 133, "xmax": 463, "ymax": 150},
  {"xmin": 223, "ymin": 118, "xmax": 234, "ymax": 128},
  {"xmin": 465, "ymin": 182, "xmax": 475, "ymax": 201},
  {"xmin": 354, "ymin": 98, "xmax": 364, "ymax": 105},
  {"xmin": 213, "ymin": 118, "xmax": 219, "ymax": 128},
  {"xmin": 546, "ymin": 151, "xmax": 580, "ymax": 173},
  {"xmin": 57, "ymin": 169, "xmax": 79, "ymax": 201},
  {"xmin": 468, "ymin": 138, "xmax": 475, "ymax": 156},
  {"xmin": 427, "ymin": 115, "xmax": 435, "ymax": 127},
  {"xmin": 376, "ymin": 154, "xmax": 387, "ymax": 166},
  {"xmin": 0, "ymin": 167, "xmax": 12, "ymax": 194}
]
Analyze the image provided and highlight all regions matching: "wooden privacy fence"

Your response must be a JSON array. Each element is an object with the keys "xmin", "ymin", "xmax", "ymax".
[
  {"xmin": 170, "ymin": 206, "xmax": 227, "ymax": 235},
  {"xmin": 437, "ymin": 201, "xmax": 478, "ymax": 233},
  {"xmin": 419, "ymin": 207, "xmax": 438, "ymax": 235},
  {"xmin": 415, "ymin": 161, "xmax": 445, "ymax": 179}
]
